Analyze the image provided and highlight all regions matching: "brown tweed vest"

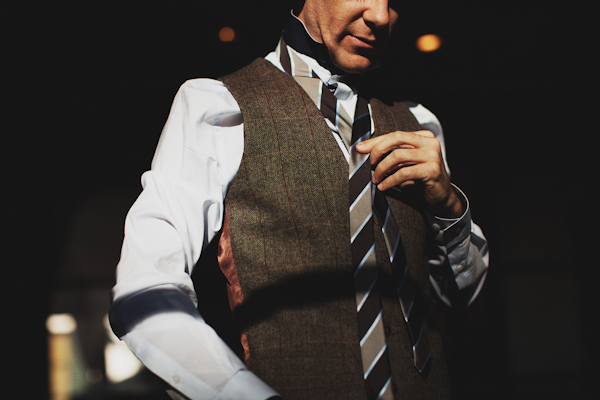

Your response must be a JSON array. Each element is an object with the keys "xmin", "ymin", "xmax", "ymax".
[{"xmin": 196, "ymin": 58, "xmax": 450, "ymax": 399}]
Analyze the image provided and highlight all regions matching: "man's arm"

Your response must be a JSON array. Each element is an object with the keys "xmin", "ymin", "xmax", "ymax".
[
  {"xmin": 110, "ymin": 79, "xmax": 279, "ymax": 399},
  {"xmin": 356, "ymin": 104, "xmax": 488, "ymax": 307}
]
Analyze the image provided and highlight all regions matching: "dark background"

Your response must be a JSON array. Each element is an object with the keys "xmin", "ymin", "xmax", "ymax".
[{"xmin": 5, "ymin": 0, "xmax": 598, "ymax": 398}]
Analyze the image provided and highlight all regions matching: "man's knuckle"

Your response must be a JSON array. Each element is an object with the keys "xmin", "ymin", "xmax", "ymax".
[
  {"xmin": 424, "ymin": 162, "xmax": 442, "ymax": 178},
  {"xmin": 390, "ymin": 148, "xmax": 403, "ymax": 160},
  {"xmin": 424, "ymin": 148, "xmax": 439, "ymax": 160},
  {"xmin": 392, "ymin": 131, "xmax": 405, "ymax": 141}
]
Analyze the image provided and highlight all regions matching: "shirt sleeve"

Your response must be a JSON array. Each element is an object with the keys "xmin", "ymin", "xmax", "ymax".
[
  {"xmin": 109, "ymin": 79, "xmax": 279, "ymax": 400},
  {"xmin": 408, "ymin": 103, "xmax": 489, "ymax": 308}
]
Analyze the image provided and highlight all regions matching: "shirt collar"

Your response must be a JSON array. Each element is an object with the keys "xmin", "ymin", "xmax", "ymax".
[{"xmin": 279, "ymin": 41, "xmax": 354, "ymax": 101}]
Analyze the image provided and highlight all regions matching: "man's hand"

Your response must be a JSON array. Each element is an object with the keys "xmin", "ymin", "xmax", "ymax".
[{"xmin": 356, "ymin": 130, "xmax": 463, "ymax": 219}]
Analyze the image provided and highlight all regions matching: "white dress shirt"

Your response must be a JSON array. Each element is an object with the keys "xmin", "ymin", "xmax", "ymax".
[{"xmin": 110, "ymin": 44, "xmax": 489, "ymax": 400}]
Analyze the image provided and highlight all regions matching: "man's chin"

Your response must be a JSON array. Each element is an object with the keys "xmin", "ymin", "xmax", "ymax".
[{"xmin": 331, "ymin": 53, "xmax": 377, "ymax": 74}]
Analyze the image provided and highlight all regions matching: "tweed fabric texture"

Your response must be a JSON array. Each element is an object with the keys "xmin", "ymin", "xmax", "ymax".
[{"xmin": 217, "ymin": 58, "xmax": 450, "ymax": 399}]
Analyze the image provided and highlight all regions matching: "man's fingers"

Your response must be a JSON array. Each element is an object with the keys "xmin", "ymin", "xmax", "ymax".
[
  {"xmin": 412, "ymin": 130, "xmax": 435, "ymax": 138},
  {"xmin": 376, "ymin": 164, "xmax": 423, "ymax": 191},
  {"xmin": 376, "ymin": 159, "xmax": 444, "ymax": 190},
  {"xmin": 355, "ymin": 135, "xmax": 383, "ymax": 152},
  {"xmin": 355, "ymin": 129, "xmax": 445, "ymax": 193},
  {"xmin": 371, "ymin": 147, "xmax": 439, "ymax": 184},
  {"xmin": 356, "ymin": 130, "xmax": 436, "ymax": 165}
]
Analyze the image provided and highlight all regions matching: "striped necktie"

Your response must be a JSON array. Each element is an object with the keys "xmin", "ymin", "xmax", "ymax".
[
  {"xmin": 278, "ymin": 40, "xmax": 431, "ymax": 396},
  {"xmin": 348, "ymin": 96, "xmax": 395, "ymax": 399}
]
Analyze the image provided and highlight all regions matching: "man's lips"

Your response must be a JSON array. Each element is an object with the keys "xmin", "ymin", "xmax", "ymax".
[
  {"xmin": 347, "ymin": 34, "xmax": 385, "ymax": 54},
  {"xmin": 348, "ymin": 35, "xmax": 378, "ymax": 49}
]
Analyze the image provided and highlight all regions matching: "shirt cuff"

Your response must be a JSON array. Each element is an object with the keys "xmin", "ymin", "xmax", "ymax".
[
  {"xmin": 426, "ymin": 184, "xmax": 472, "ymax": 250},
  {"xmin": 218, "ymin": 370, "xmax": 280, "ymax": 400}
]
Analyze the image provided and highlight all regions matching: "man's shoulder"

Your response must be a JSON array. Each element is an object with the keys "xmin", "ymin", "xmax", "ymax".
[
  {"xmin": 218, "ymin": 58, "xmax": 285, "ymax": 82},
  {"xmin": 178, "ymin": 78, "xmax": 229, "ymax": 95},
  {"xmin": 219, "ymin": 58, "xmax": 298, "ymax": 101},
  {"xmin": 175, "ymin": 78, "xmax": 238, "ymax": 105},
  {"xmin": 169, "ymin": 78, "xmax": 242, "ymax": 118}
]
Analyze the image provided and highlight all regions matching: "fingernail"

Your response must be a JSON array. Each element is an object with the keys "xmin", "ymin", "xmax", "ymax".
[{"xmin": 356, "ymin": 142, "xmax": 365, "ymax": 149}]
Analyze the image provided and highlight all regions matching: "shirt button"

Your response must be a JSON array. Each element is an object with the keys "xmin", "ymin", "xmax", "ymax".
[
  {"xmin": 172, "ymin": 375, "xmax": 181, "ymax": 384},
  {"xmin": 432, "ymin": 223, "xmax": 441, "ymax": 232},
  {"xmin": 455, "ymin": 264, "xmax": 465, "ymax": 273}
]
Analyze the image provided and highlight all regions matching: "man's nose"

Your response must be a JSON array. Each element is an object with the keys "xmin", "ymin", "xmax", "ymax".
[{"xmin": 363, "ymin": 0, "xmax": 391, "ymax": 29}]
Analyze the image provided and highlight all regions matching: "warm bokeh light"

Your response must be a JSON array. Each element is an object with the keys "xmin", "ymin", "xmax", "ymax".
[
  {"xmin": 416, "ymin": 34, "xmax": 441, "ymax": 52},
  {"xmin": 47, "ymin": 314, "xmax": 78, "ymax": 400},
  {"xmin": 103, "ymin": 314, "xmax": 143, "ymax": 383},
  {"xmin": 47, "ymin": 314, "xmax": 77, "ymax": 335},
  {"xmin": 219, "ymin": 27, "xmax": 235, "ymax": 42}
]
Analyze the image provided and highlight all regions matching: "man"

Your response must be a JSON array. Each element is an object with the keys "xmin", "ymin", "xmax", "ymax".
[{"xmin": 110, "ymin": 1, "xmax": 488, "ymax": 399}]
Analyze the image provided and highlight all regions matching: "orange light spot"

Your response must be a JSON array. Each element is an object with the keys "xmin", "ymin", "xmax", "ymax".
[
  {"xmin": 219, "ymin": 27, "xmax": 235, "ymax": 42},
  {"xmin": 416, "ymin": 34, "xmax": 441, "ymax": 52}
]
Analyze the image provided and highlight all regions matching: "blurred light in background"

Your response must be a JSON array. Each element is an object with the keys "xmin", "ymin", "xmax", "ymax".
[
  {"xmin": 47, "ymin": 314, "xmax": 77, "ymax": 335},
  {"xmin": 103, "ymin": 314, "xmax": 143, "ymax": 383},
  {"xmin": 47, "ymin": 313, "xmax": 143, "ymax": 399},
  {"xmin": 219, "ymin": 26, "xmax": 235, "ymax": 42},
  {"xmin": 416, "ymin": 34, "xmax": 441, "ymax": 52},
  {"xmin": 47, "ymin": 314, "xmax": 83, "ymax": 400}
]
